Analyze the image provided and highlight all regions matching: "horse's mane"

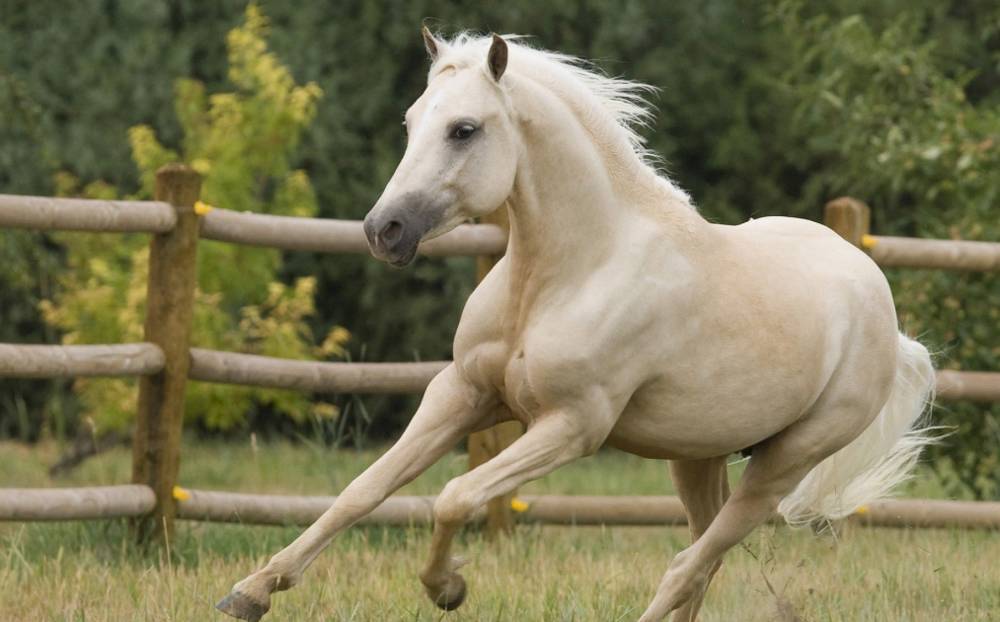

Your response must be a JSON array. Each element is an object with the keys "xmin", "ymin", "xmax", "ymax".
[{"xmin": 432, "ymin": 33, "xmax": 690, "ymax": 204}]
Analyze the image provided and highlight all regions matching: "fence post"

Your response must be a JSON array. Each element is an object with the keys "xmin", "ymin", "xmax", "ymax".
[
  {"xmin": 468, "ymin": 205, "xmax": 522, "ymax": 536},
  {"xmin": 824, "ymin": 197, "xmax": 871, "ymax": 247},
  {"xmin": 131, "ymin": 163, "xmax": 201, "ymax": 545}
]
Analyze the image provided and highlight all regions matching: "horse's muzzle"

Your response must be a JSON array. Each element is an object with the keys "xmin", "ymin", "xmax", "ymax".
[{"xmin": 363, "ymin": 192, "xmax": 446, "ymax": 267}]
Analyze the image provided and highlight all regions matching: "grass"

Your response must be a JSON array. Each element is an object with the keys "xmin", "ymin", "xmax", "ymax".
[{"xmin": 1, "ymin": 438, "xmax": 997, "ymax": 621}]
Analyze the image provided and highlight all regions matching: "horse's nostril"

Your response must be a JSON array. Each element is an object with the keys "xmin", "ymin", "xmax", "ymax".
[{"xmin": 381, "ymin": 220, "xmax": 404, "ymax": 246}]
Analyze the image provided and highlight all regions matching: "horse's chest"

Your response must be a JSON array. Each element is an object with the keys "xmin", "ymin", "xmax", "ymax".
[
  {"xmin": 459, "ymin": 342, "xmax": 541, "ymax": 423},
  {"xmin": 500, "ymin": 352, "xmax": 540, "ymax": 421}
]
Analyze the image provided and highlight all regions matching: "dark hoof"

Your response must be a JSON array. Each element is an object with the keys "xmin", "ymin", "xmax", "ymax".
[
  {"xmin": 433, "ymin": 574, "xmax": 467, "ymax": 611},
  {"xmin": 216, "ymin": 591, "xmax": 269, "ymax": 622}
]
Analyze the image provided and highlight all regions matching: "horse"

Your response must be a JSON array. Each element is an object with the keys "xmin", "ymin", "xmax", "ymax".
[{"xmin": 217, "ymin": 30, "xmax": 935, "ymax": 622}]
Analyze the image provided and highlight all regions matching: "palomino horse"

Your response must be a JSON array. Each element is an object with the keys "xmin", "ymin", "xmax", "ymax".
[{"xmin": 219, "ymin": 31, "xmax": 934, "ymax": 621}]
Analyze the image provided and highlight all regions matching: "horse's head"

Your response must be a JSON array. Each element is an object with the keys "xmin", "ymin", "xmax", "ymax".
[{"xmin": 364, "ymin": 29, "xmax": 517, "ymax": 267}]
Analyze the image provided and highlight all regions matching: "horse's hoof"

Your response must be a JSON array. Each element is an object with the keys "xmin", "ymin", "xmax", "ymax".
[
  {"xmin": 216, "ymin": 590, "xmax": 270, "ymax": 622},
  {"xmin": 432, "ymin": 573, "xmax": 467, "ymax": 611}
]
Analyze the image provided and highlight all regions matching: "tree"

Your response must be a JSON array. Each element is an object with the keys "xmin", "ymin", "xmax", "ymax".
[{"xmin": 41, "ymin": 4, "xmax": 347, "ymax": 432}]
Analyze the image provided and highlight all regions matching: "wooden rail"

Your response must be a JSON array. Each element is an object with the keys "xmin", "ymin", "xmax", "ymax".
[
  {"xmin": 200, "ymin": 207, "xmax": 507, "ymax": 256},
  {"xmin": 0, "ymin": 485, "xmax": 1000, "ymax": 529},
  {"xmin": 849, "ymin": 498, "xmax": 1000, "ymax": 530},
  {"xmin": 864, "ymin": 235, "xmax": 1000, "ymax": 272},
  {"xmin": 0, "ymin": 343, "xmax": 164, "ymax": 378},
  {"xmin": 165, "ymin": 490, "xmax": 1000, "ymax": 530},
  {"xmin": 184, "ymin": 351, "xmax": 994, "ymax": 401},
  {"xmin": 935, "ymin": 370, "xmax": 1000, "ymax": 402},
  {"xmin": 1, "ymin": 341, "xmax": 992, "ymax": 403},
  {"xmin": 0, "ymin": 485, "xmax": 155, "ymax": 520},
  {"xmin": 0, "ymin": 194, "xmax": 176, "ymax": 233},
  {"xmin": 188, "ymin": 348, "xmax": 447, "ymax": 393},
  {"xmin": 3, "ymin": 485, "xmax": 998, "ymax": 530},
  {"xmin": 825, "ymin": 197, "xmax": 1000, "ymax": 272},
  {"xmin": 175, "ymin": 489, "xmax": 440, "ymax": 526}
]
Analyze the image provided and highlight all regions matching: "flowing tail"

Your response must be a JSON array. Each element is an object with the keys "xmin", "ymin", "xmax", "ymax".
[{"xmin": 778, "ymin": 334, "xmax": 936, "ymax": 526}]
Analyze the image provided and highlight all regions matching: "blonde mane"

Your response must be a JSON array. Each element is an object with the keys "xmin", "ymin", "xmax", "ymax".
[{"xmin": 432, "ymin": 33, "xmax": 691, "ymax": 205}]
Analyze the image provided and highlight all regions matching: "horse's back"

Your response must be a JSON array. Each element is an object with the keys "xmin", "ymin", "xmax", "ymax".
[
  {"xmin": 734, "ymin": 215, "xmax": 834, "ymax": 239},
  {"xmin": 726, "ymin": 216, "xmax": 888, "ymax": 293}
]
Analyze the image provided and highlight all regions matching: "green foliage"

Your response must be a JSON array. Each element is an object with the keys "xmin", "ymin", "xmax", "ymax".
[
  {"xmin": 0, "ymin": 66, "xmax": 73, "ymax": 440},
  {"xmin": 0, "ymin": 230, "xmax": 68, "ymax": 441},
  {"xmin": 40, "ymin": 5, "xmax": 346, "ymax": 431},
  {"xmin": 0, "ymin": 0, "xmax": 241, "ymax": 440}
]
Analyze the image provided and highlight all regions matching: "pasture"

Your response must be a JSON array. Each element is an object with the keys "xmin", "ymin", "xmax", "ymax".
[{"xmin": 2, "ymin": 439, "xmax": 997, "ymax": 621}]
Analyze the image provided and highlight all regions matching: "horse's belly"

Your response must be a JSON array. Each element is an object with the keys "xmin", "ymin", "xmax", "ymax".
[
  {"xmin": 607, "ymin": 413, "xmax": 769, "ymax": 460},
  {"xmin": 606, "ymin": 370, "xmax": 821, "ymax": 460}
]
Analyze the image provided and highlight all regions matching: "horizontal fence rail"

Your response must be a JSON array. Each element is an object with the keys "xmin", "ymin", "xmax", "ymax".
[
  {"xmin": 0, "ymin": 485, "xmax": 155, "ymax": 520},
  {"xmin": 865, "ymin": 235, "xmax": 1000, "ymax": 271},
  {"xmin": 0, "ymin": 194, "xmax": 176, "ymax": 234},
  {"xmin": 849, "ymin": 498, "xmax": 1000, "ymax": 530},
  {"xmin": 520, "ymin": 495, "xmax": 686, "ymax": 526},
  {"xmin": 175, "ymin": 489, "xmax": 441, "ymax": 526},
  {"xmin": 188, "ymin": 348, "xmax": 448, "ymax": 393},
  {"xmin": 1, "ymin": 342, "xmax": 995, "ymax": 402},
  {"xmin": 0, "ymin": 343, "xmax": 165, "ymax": 378},
  {"xmin": 935, "ymin": 370, "xmax": 1000, "ymax": 402},
  {"xmin": 200, "ymin": 207, "xmax": 507, "ymax": 256},
  {"xmin": 168, "ymin": 490, "xmax": 1000, "ymax": 530},
  {"xmin": 180, "ymin": 347, "xmax": 1000, "ymax": 401},
  {"xmin": 2, "ymin": 485, "xmax": 998, "ymax": 530},
  {"xmin": 186, "ymin": 348, "xmax": 997, "ymax": 400}
]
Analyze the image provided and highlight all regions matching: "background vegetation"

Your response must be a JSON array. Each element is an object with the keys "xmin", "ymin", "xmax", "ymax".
[{"xmin": 1, "ymin": 1, "xmax": 998, "ymax": 496}]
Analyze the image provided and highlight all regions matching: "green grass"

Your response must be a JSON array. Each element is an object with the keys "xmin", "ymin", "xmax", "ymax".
[
  {"xmin": 1, "ymin": 439, "xmax": 997, "ymax": 621},
  {"xmin": 0, "ymin": 437, "xmax": 697, "ymax": 496}
]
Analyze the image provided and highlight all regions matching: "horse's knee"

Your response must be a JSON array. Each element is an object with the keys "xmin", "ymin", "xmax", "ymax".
[
  {"xmin": 670, "ymin": 546, "xmax": 696, "ymax": 568},
  {"xmin": 664, "ymin": 547, "xmax": 715, "ymax": 592},
  {"xmin": 434, "ymin": 477, "xmax": 480, "ymax": 525}
]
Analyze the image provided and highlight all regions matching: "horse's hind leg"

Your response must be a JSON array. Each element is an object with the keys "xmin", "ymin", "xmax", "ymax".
[
  {"xmin": 637, "ymin": 401, "xmax": 871, "ymax": 622},
  {"xmin": 669, "ymin": 456, "xmax": 730, "ymax": 622}
]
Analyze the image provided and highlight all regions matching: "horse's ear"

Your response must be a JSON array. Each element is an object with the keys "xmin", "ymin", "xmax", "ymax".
[
  {"xmin": 487, "ymin": 34, "xmax": 508, "ymax": 82},
  {"xmin": 422, "ymin": 25, "xmax": 441, "ymax": 62}
]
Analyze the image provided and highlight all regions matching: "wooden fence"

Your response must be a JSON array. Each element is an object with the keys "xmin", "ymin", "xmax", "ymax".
[{"xmin": 1, "ymin": 167, "xmax": 999, "ymax": 543}]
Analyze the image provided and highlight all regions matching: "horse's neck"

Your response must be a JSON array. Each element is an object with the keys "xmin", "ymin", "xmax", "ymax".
[{"xmin": 500, "ymin": 96, "xmax": 706, "ymax": 332}]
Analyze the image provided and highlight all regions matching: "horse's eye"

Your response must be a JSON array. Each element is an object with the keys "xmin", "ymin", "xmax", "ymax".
[{"xmin": 450, "ymin": 123, "xmax": 477, "ymax": 140}]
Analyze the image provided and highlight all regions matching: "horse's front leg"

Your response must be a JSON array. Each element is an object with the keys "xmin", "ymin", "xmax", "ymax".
[
  {"xmin": 217, "ymin": 364, "xmax": 492, "ymax": 621},
  {"xmin": 420, "ymin": 409, "xmax": 613, "ymax": 610}
]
